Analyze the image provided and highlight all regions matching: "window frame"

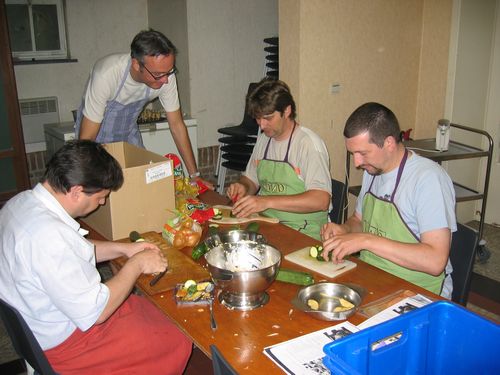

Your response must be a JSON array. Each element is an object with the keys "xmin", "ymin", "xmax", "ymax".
[{"xmin": 6, "ymin": 0, "xmax": 68, "ymax": 61}]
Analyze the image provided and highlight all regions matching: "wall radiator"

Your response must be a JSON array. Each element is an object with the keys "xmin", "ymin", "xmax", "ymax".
[{"xmin": 19, "ymin": 96, "xmax": 60, "ymax": 153}]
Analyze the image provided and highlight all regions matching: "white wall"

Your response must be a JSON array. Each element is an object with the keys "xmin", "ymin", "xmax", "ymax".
[
  {"xmin": 13, "ymin": 0, "xmax": 148, "ymax": 123},
  {"xmin": 448, "ymin": 0, "xmax": 498, "ymax": 223},
  {"xmin": 483, "ymin": 1, "xmax": 500, "ymax": 224},
  {"xmin": 186, "ymin": 0, "xmax": 278, "ymax": 147},
  {"xmin": 148, "ymin": 0, "xmax": 191, "ymax": 117}
]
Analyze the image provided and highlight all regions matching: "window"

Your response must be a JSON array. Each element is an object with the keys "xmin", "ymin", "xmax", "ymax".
[{"xmin": 6, "ymin": 0, "xmax": 68, "ymax": 60}]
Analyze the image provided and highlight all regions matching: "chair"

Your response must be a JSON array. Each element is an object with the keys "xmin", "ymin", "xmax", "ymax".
[
  {"xmin": 215, "ymin": 83, "xmax": 260, "ymax": 193},
  {"xmin": 264, "ymin": 37, "xmax": 279, "ymax": 79},
  {"xmin": 210, "ymin": 344, "xmax": 238, "ymax": 375},
  {"xmin": 0, "ymin": 299, "xmax": 57, "ymax": 375},
  {"xmin": 329, "ymin": 179, "xmax": 347, "ymax": 225},
  {"xmin": 449, "ymin": 222, "xmax": 479, "ymax": 305}
]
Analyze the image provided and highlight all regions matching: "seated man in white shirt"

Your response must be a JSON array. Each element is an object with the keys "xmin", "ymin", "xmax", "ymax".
[{"xmin": 0, "ymin": 140, "xmax": 191, "ymax": 374}]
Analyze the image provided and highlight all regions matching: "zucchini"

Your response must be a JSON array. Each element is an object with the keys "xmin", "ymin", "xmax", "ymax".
[
  {"xmin": 191, "ymin": 242, "xmax": 208, "ymax": 260},
  {"xmin": 309, "ymin": 244, "xmax": 331, "ymax": 261},
  {"xmin": 212, "ymin": 208, "xmax": 223, "ymax": 220},
  {"xmin": 208, "ymin": 224, "xmax": 219, "ymax": 236},
  {"xmin": 246, "ymin": 222, "xmax": 260, "ymax": 233},
  {"xmin": 129, "ymin": 231, "xmax": 145, "ymax": 242},
  {"xmin": 275, "ymin": 268, "xmax": 314, "ymax": 286}
]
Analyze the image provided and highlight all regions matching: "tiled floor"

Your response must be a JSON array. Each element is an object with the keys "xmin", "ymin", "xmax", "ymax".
[{"xmin": 467, "ymin": 221, "xmax": 500, "ymax": 283}]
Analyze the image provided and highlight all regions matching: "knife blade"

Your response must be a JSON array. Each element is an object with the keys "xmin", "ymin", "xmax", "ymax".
[
  {"xmin": 149, "ymin": 270, "xmax": 167, "ymax": 287},
  {"xmin": 129, "ymin": 231, "xmax": 167, "ymax": 287}
]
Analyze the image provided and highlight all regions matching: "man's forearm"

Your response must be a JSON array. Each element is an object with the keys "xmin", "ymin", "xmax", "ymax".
[
  {"xmin": 264, "ymin": 189, "xmax": 330, "ymax": 213},
  {"xmin": 361, "ymin": 230, "xmax": 451, "ymax": 275},
  {"xmin": 239, "ymin": 176, "xmax": 259, "ymax": 196},
  {"xmin": 343, "ymin": 214, "xmax": 363, "ymax": 233},
  {"xmin": 169, "ymin": 122, "xmax": 198, "ymax": 175},
  {"xmin": 166, "ymin": 110, "xmax": 198, "ymax": 176},
  {"xmin": 97, "ymin": 260, "xmax": 141, "ymax": 323},
  {"xmin": 93, "ymin": 240, "xmax": 127, "ymax": 262},
  {"xmin": 79, "ymin": 116, "xmax": 101, "ymax": 141}
]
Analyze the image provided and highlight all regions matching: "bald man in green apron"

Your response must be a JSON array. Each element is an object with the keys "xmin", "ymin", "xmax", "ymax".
[
  {"xmin": 321, "ymin": 103, "xmax": 456, "ymax": 297},
  {"xmin": 227, "ymin": 79, "xmax": 331, "ymax": 241}
]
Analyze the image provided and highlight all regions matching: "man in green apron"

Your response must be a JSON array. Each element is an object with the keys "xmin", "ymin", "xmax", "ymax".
[
  {"xmin": 227, "ymin": 79, "xmax": 331, "ymax": 241},
  {"xmin": 321, "ymin": 102, "xmax": 456, "ymax": 297},
  {"xmin": 76, "ymin": 29, "xmax": 211, "ymax": 188}
]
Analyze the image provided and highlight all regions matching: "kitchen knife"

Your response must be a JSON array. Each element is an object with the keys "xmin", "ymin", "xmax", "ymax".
[{"xmin": 128, "ymin": 231, "xmax": 166, "ymax": 287}]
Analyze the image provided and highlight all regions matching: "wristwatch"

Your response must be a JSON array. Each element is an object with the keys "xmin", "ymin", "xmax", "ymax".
[{"xmin": 189, "ymin": 171, "xmax": 201, "ymax": 179}]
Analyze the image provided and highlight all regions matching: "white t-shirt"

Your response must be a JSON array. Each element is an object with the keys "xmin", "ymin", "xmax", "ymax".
[
  {"xmin": 0, "ymin": 184, "xmax": 109, "ymax": 350},
  {"xmin": 244, "ymin": 125, "xmax": 332, "ymax": 194},
  {"xmin": 82, "ymin": 53, "xmax": 180, "ymax": 123}
]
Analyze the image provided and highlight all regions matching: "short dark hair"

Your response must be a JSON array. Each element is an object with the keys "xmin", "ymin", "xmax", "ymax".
[
  {"xmin": 344, "ymin": 102, "xmax": 401, "ymax": 147},
  {"xmin": 130, "ymin": 29, "xmax": 178, "ymax": 63},
  {"xmin": 43, "ymin": 140, "xmax": 124, "ymax": 194},
  {"xmin": 246, "ymin": 78, "xmax": 297, "ymax": 120}
]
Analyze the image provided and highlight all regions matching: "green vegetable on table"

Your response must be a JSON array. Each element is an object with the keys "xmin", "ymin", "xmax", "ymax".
[
  {"xmin": 208, "ymin": 224, "xmax": 219, "ymax": 236},
  {"xmin": 309, "ymin": 245, "xmax": 332, "ymax": 261},
  {"xmin": 191, "ymin": 242, "xmax": 209, "ymax": 260},
  {"xmin": 276, "ymin": 268, "xmax": 314, "ymax": 286},
  {"xmin": 246, "ymin": 222, "xmax": 260, "ymax": 233}
]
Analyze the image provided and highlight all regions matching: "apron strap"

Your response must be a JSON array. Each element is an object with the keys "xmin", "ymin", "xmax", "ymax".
[
  {"xmin": 112, "ymin": 58, "xmax": 132, "ymax": 101},
  {"xmin": 283, "ymin": 122, "xmax": 297, "ymax": 163},
  {"xmin": 262, "ymin": 122, "xmax": 297, "ymax": 161},
  {"xmin": 391, "ymin": 148, "xmax": 409, "ymax": 202},
  {"xmin": 367, "ymin": 148, "xmax": 409, "ymax": 203}
]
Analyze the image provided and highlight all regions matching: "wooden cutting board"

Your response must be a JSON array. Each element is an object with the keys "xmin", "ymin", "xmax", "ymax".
[
  {"xmin": 208, "ymin": 205, "xmax": 279, "ymax": 224},
  {"xmin": 285, "ymin": 247, "xmax": 357, "ymax": 279},
  {"xmin": 114, "ymin": 231, "xmax": 209, "ymax": 295}
]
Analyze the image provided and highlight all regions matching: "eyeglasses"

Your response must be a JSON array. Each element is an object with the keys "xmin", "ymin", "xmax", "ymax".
[{"xmin": 140, "ymin": 62, "xmax": 177, "ymax": 81}]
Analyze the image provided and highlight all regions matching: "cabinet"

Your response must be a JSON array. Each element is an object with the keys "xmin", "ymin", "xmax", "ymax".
[{"xmin": 345, "ymin": 123, "xmax": 494, "ymax": 258}]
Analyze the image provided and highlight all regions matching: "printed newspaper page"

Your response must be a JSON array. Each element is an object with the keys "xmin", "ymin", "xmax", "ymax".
[{"xmin": 263, "ymin": 321, "xmax": 359, "ymax": 375}]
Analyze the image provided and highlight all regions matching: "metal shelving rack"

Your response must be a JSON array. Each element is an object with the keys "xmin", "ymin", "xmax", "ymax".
[{"xmin": 345, "ymin": 122, "xmax": 494, "ymax": 260}]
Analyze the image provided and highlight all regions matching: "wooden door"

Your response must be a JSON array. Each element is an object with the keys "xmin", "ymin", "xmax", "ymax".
[{"xmin": 0, "ymin": 2, "xmax": 30, "ymax": 207}]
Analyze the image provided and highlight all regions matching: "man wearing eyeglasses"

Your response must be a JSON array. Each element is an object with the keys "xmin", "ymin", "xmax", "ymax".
[{"xmin": 75, "ymin": 29, "xmax": 209, "ymax": 186}]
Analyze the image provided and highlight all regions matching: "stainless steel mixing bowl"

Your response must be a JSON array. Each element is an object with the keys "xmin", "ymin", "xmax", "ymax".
[
  {"xmin": 205, "ymin": 239, "xmax": 281, "ymax": 311},
  {"xmin": 204, "ymin": 229, "xmax": 266, "ymax": 250},
  {"xmin": 292, "ymin": 283, "xmax": 362, "ymax": 321}
]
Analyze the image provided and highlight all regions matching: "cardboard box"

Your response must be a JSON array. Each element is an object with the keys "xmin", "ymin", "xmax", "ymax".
[{"xmin": 82, "ymin": 142, "xmax": 175, "ymax": 240}]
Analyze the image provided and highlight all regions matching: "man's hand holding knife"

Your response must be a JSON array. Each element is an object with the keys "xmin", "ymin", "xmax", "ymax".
[{"xmin": 129, "ymin": 231, "xmax": 168, "ymax": 286}]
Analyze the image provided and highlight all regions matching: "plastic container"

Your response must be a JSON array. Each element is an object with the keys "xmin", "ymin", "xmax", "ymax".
[{"xmin": 323, "ymin": 301, "xmax": 500, "ymax": 375}]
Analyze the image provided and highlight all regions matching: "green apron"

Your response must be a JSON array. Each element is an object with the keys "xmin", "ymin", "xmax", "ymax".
[
  {"xmin": 256, "ymin": 124, "xmax": 328, "ymax": 240},
  {"xmin": 360, "ymin": 149, "xmax": 444, "ymax": 294}
]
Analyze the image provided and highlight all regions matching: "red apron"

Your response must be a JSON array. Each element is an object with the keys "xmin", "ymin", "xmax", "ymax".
[{"xmin": 45, "ymin": 295, "xmax": 192, "ymax": 374}]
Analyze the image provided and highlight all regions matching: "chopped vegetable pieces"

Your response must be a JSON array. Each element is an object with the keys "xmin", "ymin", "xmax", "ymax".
[{"xmin": 307, "ymin": 299, "xmax": 319, "ymax": 310}]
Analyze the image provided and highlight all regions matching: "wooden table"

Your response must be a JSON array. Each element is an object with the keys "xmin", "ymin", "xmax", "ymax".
[
  {"xmin": 144, "ymin": 223, "xmax": 436, "ymax": 373},
  {"xmin": 86, "ymin": 191, "xmax": 439, "ymax": 373}
]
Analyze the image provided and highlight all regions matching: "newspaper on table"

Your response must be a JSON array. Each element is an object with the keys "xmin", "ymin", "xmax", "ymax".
[{"xmin": 263, "ymin": 294, "xmax": 432, "ymax": 375}]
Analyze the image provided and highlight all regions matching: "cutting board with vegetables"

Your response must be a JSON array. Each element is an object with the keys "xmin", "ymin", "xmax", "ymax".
[
  {"xmin": 285, "ymin": 247, "xmax": 357, "ymax": 279},
  {"xmin": 208, "ymin": 205, "xmax": 279, "ymax": 224},
  {"xmin": 115, "ymin": 231, "xmax": 209, "ymax": 295}
]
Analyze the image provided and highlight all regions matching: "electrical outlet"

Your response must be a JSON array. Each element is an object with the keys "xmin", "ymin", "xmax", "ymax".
[{"xmin": 331, "ymin": 83, "xmax": 341, "ymax": 94}]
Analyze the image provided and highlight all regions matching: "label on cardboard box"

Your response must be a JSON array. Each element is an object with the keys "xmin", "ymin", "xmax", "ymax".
[{"xmin": 145, "ymin": 162, "xmax": 172, "ymax": 184}]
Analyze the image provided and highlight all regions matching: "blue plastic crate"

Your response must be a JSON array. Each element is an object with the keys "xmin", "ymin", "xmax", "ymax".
[{"xmin": 323, "ymin": 301, "xmax": 500, "ymax": 375}]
